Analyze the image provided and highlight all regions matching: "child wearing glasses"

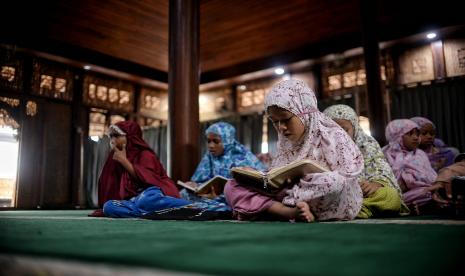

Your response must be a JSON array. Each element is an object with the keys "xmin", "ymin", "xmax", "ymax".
[{"xmin": 224, "ymin": 79, "xmax": 364, "ymax": 222}]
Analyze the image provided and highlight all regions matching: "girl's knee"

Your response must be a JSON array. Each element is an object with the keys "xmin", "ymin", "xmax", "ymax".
[
  {"xmin": 379, "ymin": 187, "xmax": 402, "ymax": 211},
  {"xmin": 103, "ymin": 200, "xmax": 118, "ymax": 216},
  {"xmin": 139, "ymin": 186, "xmax": 163, "ymax": 199}
]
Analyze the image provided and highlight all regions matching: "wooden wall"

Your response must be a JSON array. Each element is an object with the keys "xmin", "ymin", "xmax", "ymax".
[{"xmin": 16, "ymin": 100, "xmax": 72, "ymax": 208}]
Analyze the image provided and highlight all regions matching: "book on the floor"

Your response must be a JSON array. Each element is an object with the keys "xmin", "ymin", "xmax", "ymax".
[
  {"xmin": 230, "ymin": 159, "xmax": 329, "ymax": 192},
  {"xmin": 177, "ymin": 175, "xmax": 229, "ymax": 195}
]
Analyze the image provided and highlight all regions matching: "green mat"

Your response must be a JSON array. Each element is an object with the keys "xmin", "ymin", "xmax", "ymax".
[{"xmin": 1, "ymin": 211, "xmax": 464, "ymax": 275}]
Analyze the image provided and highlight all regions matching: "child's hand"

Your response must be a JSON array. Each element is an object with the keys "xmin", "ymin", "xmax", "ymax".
[
  {"xmin": 113, "ymin": 144, "xmax": 127, "ymax": 163},
  {"xmin": 360, "ymin": 181, "xmax": 382, "ymax": 197},
  {"xmin": 425, "ymin": 182, "xmax": 444, "ymax": 193},
  {"xmin": 198, "ymin": 186, "xmax": 217, "ymax": 199}
]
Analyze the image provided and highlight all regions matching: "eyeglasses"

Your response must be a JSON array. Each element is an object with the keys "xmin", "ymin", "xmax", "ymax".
[{"xmin": 268, "ymin": 115, "xmax": 295, "ymax": 127}]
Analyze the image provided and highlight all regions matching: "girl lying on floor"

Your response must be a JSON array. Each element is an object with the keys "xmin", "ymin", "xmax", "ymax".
[
  {"xmin": 224, "ymin": 79, "xmax": 364, "ymax": 222},
  {"xmin": 323, "ymin": 104, "xmax": 409, "ymax": 218}
]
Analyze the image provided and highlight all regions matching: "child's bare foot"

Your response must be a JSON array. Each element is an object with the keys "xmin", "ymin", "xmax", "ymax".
[{"xmin": 296, "ymin": 202, "xmax": 314, "ymax": 222}]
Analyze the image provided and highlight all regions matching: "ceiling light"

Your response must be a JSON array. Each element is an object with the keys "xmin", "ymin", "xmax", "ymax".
[
  {"xmin": 426, "ymin": 32, "xmax": 437, "ymax": 39},
  {"xmin": 274, "ymin": 67, "xmax": 285, "ymax": 75},
  {"xmin": 83, "ymin": 65, "xmax": 91, "ymax": 70},
  {"xmin": 238, "ymin": 85, "xmax": 247, "ymax": 91}
]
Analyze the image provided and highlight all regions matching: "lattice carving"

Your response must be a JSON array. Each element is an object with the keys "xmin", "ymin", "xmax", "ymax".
[
  {"xmin": 31, "ymin": 59, "xmax": 73, "ymax": 101},
  {"xmin": 83, "ymin": 75, "xmax": 134, "ymax": 112},
  {"xmin": 0, "ymin": 47, "xmax": 23, "ymax": 91}
]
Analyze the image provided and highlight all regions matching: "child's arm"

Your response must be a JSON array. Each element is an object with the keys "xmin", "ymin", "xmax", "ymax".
[{"xmin": 112, "ymin": 144, "xmax": 137, "ymax": 178}]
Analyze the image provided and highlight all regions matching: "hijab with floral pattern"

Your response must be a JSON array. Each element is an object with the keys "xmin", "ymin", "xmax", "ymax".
[
  {"xmin": 323, "ymin": 104, "xmax": 402, "ymax": 196},
  {"xmin": 382, "ymin": 119, "xmax": 437, "ymax": 186},
  {"xmin": 264, "ymin": 80, "xmax": 363, "ymax": 178},
  {"xmin": 264, "ymin": 79, "xmax": 364, "ymax": 220}
]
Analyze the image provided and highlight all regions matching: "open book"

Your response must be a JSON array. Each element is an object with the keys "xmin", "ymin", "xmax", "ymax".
[
  {"xmin": 177, "ymin": 175, "xmax": 229, "ymax": 195},
  {"xmin": 230, "ymin": 159, "xmax": 329, "ymax": 192}
]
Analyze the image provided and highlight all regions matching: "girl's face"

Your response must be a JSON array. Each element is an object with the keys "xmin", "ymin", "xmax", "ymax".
[
  {"xmin": 334, "ymin": 119, "xmax": 354, "ymax": 140},
  {"xmin": 402, "ymin": 128, "xmax": 420, "ymax": 151},
  {"xmin": 267, "ymin": 105, "xmax": 306, "ymax": 143},
  {"xmin": 419, "ymin": 123, "xmax": 435, "ymax": 148},
  {"xmin": 110, "ymin": 134, "xmax": 127, "ymax": 150},
  {"xmin": 207, "ymin": 133, "xmax": 224, "ymax": 157}
]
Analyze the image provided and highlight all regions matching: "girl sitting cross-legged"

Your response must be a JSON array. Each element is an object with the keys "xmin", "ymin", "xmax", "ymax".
[
  {"xmin": 323, "ymin": 104, "xmax": 409, "ymax": 218},
  {"xmin": 224, "ymin": 79, "xmax": 365, "ymax": 222},
  {"xmin": 382, "ymin": 119, "xmax": 439, "ymax": 214}
]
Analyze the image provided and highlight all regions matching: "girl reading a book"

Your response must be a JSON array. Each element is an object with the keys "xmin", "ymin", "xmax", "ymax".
[
  {"xmin": 191, "ymin": 122, "xmax": 266, "ymax": 183},
  {"xmin": 224, "ymin": 79, "xmax": 364, "ymax": 222},
  {"xmin": 382, "ymin": 119, "xmax": 439, "ymax": 214},
  {"xmin": 410, "ymin": 116, "xmax": 459, "ymax": 172},
  {"xmin": 180, "ymin": 122, "xmax": 265, "ymax": 208},
  {"xmin": 89, "ymin": 121, "xmax": 191, "ymax": 218},
  {"xmin": 323, "ymin": 104, "xmax": 409, "ymax": 218}
]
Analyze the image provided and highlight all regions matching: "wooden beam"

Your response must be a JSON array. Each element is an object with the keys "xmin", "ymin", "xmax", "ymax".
[
  {"xmin": 0, "ymin": 37, "xmax": 168, "ymax": 84},
  {"xmin": 360, "ymin": 0, "xmax": 387, "ymax": 145},
  {"xmin": 168, "ymin": 0, "xmax": 200, "ymax": 182}
]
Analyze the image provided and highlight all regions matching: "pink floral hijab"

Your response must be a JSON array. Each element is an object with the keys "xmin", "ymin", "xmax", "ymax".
[
  {"xmin": 382, "ymin": 119, "xmax": 437, "ymax": 184},
  {"xmin": 264, "ymin": 79, "xmax": 363, "ymax": 178}
]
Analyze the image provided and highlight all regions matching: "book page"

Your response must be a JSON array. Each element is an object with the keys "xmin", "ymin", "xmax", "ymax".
[
  {"xmin": 230, "ymin": 167, "xmax": 265, "ymax": 178},
  {"xmin": 176, "ymin": 180, "xmax": 197, "ymax": 192},
  {"xmin": 195, "ymin": 176, "xmax": 229, "ymax": 195},
  {"xmin": 268, "ymin": 159, "xmax": 329, "ymax": 189},
  {"xmin": 230, "ymin": 167, "xmax": 268, "ymax": 190}
]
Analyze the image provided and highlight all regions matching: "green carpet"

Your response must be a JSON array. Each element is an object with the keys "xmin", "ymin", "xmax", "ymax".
[{"xmin": 1, "ymin": 211, "xmax": 464, "ymax": 275}]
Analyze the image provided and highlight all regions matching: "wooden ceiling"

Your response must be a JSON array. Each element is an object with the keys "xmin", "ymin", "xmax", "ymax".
[{"xmin": 2, "ymin": 0, "xmax": 464, "ymax": 84}]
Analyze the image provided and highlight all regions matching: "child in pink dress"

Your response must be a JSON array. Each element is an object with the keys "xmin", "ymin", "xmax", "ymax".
[
  {"xmin": 382, "ymin": 119, "xmax": 438, "ymax": 212},
  {"xmin": 224, "ymin": 79, "xmax": 364, "ymax": 222}
]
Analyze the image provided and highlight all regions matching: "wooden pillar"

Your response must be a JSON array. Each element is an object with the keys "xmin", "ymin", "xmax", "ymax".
[
  {"xmin": 360, "ymin": 0, "xmax": 386, "ymax": 145},
  {"xmin": 168, "ymin": 0, "xmax": 200, "ymax": 181},
  {"xmin": 71, "ymin": 72, "xmax": 86, "ymax": 208}
]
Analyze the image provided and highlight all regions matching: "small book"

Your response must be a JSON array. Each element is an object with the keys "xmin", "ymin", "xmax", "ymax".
[
  {"xmin": 230, "ymin": 159, "xmax": 329, "ymax": 192},
  {"xmin": 177, "ymin": 175, "xmax": 229, "ymax": 195}
]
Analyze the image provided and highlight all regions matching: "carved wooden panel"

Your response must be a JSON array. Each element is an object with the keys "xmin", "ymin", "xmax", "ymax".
[
  {"xmin": 0, "ymin": 48, "xmax": 23, "ymax": 91},
  {"xmin": 139, "ymin": 88, "xmax": 168, "ymax": 121},
  {"xmin": 31, "ymin": 59, "xmax": 74, "ymax": 101},
  {"xmin": 199, "ymin": 89, "xmax": 233, "ymax": 121},
  {"xmin": 83, "ymin": 75, "xmax": 134, "ymax": 113},
  {"xmin": 444, "ymin": 39, "xmax": 465, "ymax": 78},
  {"xmin": 398, "ymin": 45, "xmax": 434, "ymax": 84}
]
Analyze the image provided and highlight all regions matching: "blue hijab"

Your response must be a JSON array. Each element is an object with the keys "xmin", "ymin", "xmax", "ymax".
[{"xmin": 191, "ymin": 122, "xmax": 266, "ymax": 183}]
